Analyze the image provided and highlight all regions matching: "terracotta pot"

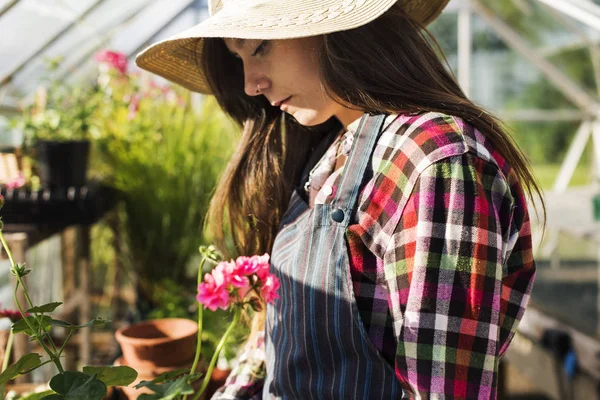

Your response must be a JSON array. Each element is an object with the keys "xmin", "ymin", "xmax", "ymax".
[
  {"xmin": 205, "ymin": 367, "xmax": 231, "ymax": 398},
  {"xmin": 115, "ymin": 318, "xmax": 198, "ymax": 369}
]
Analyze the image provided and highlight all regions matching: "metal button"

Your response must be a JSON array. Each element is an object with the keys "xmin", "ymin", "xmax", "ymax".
[
  {"xmin": 322, "ymin": 185, "xmax": 333, "ymax": 196},
  {"xmin": 331, "ymin": 208, "xmax": 345, "ymax": 223}
]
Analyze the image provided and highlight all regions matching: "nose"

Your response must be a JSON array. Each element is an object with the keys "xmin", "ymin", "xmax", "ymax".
[{"xmin": 243, "ymin": 63, "xmax": 269, "ymax": 97}]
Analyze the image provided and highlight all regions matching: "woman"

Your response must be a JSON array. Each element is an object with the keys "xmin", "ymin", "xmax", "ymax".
[{"xmin": 136, "ymin": 0, "xmax": 543, "ymax": 398}]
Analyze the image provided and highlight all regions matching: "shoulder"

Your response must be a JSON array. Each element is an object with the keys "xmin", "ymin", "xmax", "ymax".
[
  {"xmin": 374, "ymin": 111, "xmax": 499, "ymax": 175},
  {"xmin": 355, "ymin": 112, "xmax": 515, "ymax": 257}
]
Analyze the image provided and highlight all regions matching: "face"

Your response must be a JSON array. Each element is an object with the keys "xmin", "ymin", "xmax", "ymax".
[{"xmin": 223, "ymin": 37, "xmax": 362, "ymax": 127}]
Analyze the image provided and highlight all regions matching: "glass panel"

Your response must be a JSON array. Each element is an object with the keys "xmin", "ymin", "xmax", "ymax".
[
  {"xmin": 0, "ymin": 0, "xmax": 14, "ymax": 10},
  {"xmin": 0, "ymin": 0, "xmax": 96, "ymax": 80},
  {"xmin": 5, "ymin": 0, "xmax": 151, "ymax": 99},
  {"xmin": 69, "ymin": 0, "xmax": 201, "ymax": 82}
]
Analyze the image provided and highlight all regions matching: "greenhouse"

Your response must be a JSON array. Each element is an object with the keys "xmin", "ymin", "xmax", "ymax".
[{"xmin": 0, "ymin": 0, "xmax": 599, "ymax": 399}]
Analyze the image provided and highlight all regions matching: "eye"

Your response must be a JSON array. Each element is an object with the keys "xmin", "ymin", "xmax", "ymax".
[{"xmin": 252, "ymin": 41, "xmax": 268, "ymax": 57}]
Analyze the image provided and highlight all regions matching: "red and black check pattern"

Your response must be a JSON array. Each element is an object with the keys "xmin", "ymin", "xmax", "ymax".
[{"xmin": 213, "ymin": 112, "xmax": 535, "ymax": 400}]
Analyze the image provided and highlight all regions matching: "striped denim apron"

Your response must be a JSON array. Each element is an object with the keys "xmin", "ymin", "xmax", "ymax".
[{"xmin": 264, "ymin": 114, "xmax": 403, "ymax": 399}]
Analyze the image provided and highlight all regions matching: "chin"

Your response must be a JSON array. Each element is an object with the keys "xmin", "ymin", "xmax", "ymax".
[{"xmin": 288, "ymin": 110, "xmax": 329, "ymax": 127}]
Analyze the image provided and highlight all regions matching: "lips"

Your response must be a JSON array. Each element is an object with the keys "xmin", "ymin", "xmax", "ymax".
[{"xmin": 271, "ymin": 96, "xmax": 291, "ymax": 107}]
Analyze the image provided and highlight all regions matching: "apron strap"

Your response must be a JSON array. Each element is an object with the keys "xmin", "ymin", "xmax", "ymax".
[{"xmin": 331, "ymin": 113, "xmax": 387, "ymax": 226}]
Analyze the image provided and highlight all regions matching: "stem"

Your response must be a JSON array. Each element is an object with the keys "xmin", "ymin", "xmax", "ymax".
[
  {"xmin": 189, "ymin": 302, "xmax": 204, "ymax": 376},
  {"xmin": 0, "ymin": 231, "xmax": 64, "ymax": 374},
  {"xmin": 2, "ymin": 329, "xmax": 14, "ymax": 373},
  {"xmin": 12, "ymin": 285, "xmax": 62, "ymax": 373},
  {"xmin": 0, "ymin": 231, "xmax": 16, "ymax": 268},
  {"xmin": 192, "ymin": 308, "xmax": 241, "ymax": 400},
  {"xmin": 57, "ymin": 329, "xmax": 75, "ymax": 358},
  {"xmin": 0, "ymin": 328, "xmax": 14, "ymax": 399},
  {"xmin": 0, "ymin": 232, "xmax": 34, "ymax": 310},
  {"xmin": 183, "ymin": 257, "xmax": 207, "ymax": 400}
]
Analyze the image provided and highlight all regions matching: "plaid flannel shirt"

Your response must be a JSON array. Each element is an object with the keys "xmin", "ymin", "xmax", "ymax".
[{"xmin": 212, "ymin": 112, "xmax": 535, "ymax": 400}]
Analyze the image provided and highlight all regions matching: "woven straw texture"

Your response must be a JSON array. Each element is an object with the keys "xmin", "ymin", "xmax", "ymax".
[{"xmin": 136, "ymin": 0, "xmax": 450, "ymax": 93}]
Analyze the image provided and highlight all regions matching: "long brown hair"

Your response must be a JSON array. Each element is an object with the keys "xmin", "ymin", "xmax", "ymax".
[{"xmin": 203, "ymin": 2, "xmax": 545, "ymax": 259}]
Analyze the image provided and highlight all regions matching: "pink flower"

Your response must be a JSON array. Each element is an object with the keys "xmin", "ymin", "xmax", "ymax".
[
  {"xmin": 128, "ymin": 94, "xmax": 140, "ymax": 120},
  {"xmin": 260, "ymin": 274, "xmax": 280, "ymax": 304},
  {"xmin": 94, "ymin": 50, "xmax": 128, "ymax": 75},
  {"xmin": 222, "ymin": 261, "xmax": 249, "ymax": 289},
  {"xmin": 0, "ymin": 307, "xmax": 26, "ymax": 323},
  {"xmin": 5, "ymin": 173, "xmax": 25, "ymax": 189},
  {"xmin": 235, "ymin": 254, "xmax": 270, "ymax": 278},
  {"xmin": 196, "ymin": 252, "xmax": 279, "ymax": 310},
  {"xmin": 197, "ymin": 267, "xmax": 231, "ymax": 311}
]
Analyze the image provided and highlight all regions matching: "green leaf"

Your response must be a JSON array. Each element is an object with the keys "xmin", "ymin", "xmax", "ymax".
[
  {"xmin": 26, "ymin": 302, "xmax": 63, "ymax": 313},
  {"xmin": 82, "ymin": 366, "xmax": 137, "ymax": 387},
  {"xmin": 48, "ymin": 319, "xmax": 73, "ymax": 328},
  {"xmin": 0, "ymin": 353, "xmax": 42, "ymax": 385},
  {"xmin": 135, "ymin": 368, "xmax": 189, "ymax": 386},
  {"xmin": 18, "ymin": 390, "xmax": 55, "ymax": 399},
  {"xmin": 136, "ymin": 376, "xmax": 195, "ymax": 400},
  {"xmin": 48, "ymin": 317, "xmax": 109, "ymax": 330},
  {"xmin": 48, "ymin": 371, "xmax": 106, "ymax": 399},
  {"xmin": 186, "ymin": 372, "xmax": 203, "ymax": 383},
  {"xmin": 12, "ymin": 316, "xmax": 52, "ymax": 335},
  {"xmin": 70, "ymin": 317, "xmax": 110, "ymax": 329},
  {"xmin": 11, "ymin": 263, "xmax": 30, "ymax": 278}
]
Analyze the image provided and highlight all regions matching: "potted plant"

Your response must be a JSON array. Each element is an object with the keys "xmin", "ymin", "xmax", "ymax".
[
  {"xmin": 14, "ymin": 58, "xmax": 100, "ymax": 188},
  {"xmin": 90, "ymin": 50, "xmax": 237, "ymax": 313},
  {"xmin": 0, "ymin": 197, "xmax": 279, "ymax": 400}
]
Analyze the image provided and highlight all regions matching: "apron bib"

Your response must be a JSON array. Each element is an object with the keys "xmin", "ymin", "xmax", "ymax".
[{"xmin": 264, "ymin": 114, "xmax": 404, "ymax": 399}]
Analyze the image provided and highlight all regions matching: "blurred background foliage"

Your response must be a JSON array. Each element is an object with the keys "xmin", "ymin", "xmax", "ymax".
[
  {"xmin": 81, "ymin": 62, "xmax": 245, "ymax": 358},
  {"xmin": 92, "ymin": 70, "xmax": 236, "ymax": 303}
]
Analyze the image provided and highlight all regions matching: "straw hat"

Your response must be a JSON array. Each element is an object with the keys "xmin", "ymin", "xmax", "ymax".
[{"xmin": 136, "ymin": 0, "xmax": 450, "ymax": 94}]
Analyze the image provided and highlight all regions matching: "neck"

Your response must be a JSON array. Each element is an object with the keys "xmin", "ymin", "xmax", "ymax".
[{"xmin": 336, "ymin": 108, "xmax": 364, "ymax": 128}]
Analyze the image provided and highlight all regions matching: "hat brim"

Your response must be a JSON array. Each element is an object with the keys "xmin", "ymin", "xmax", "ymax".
[{"xmin": 136, "ymin": 0, "xmax": 450, "ymax": 94}]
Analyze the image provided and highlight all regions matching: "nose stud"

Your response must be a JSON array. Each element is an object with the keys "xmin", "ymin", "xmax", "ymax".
[{"xmin": 256, "ymin": 84, "xmax": 261, "ymax": 94}]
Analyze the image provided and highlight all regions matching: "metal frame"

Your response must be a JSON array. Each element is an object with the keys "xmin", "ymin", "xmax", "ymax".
[
  {"xmin": 126, "ymin": 0, "xmax": 197, "ymax": 59},
  {"xmin": 471, "ymin": 0, "xmax": 600, "ymax": 193},
  {"xmin": 534, "ymin": 0, "xmax": 600, "ymax": 32},
  {"xmin": 0, "ymin": 0, "xmax": 20, "ymax": 19},
  {"xmin": 55, "ymin": 0, "xmax": 182, "ymax": 81},
  {"xmin": 0, "ymin": 0, "xmax": 107, "ymax": 87}
]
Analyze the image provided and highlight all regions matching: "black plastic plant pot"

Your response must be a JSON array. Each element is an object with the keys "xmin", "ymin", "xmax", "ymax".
[{"xmin": 35, "ymin": 140, "xmax": 90, "ymax": 188}]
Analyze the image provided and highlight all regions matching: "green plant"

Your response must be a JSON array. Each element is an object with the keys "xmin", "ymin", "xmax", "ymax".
[
  {"xmin": 13, "ymin": 57, "xmax": 101, "ymax": 144},
  {"xmin": 145, "ymin": 279, "xmax": 249, "ymax": 362},
  {"xmin": 0, "ymin": 194, "xmax": 137, "ymax": 399},
  {"xmin": 135, "ymin": 246, "xmax": 278, "ymax": 400},
  {"xmin": 0, "ymin": 198, "xmax": 265, "ymax": 400},
  {"xmin": 91, "ymin": 58, "xmax": 237, "ymax": 306}
]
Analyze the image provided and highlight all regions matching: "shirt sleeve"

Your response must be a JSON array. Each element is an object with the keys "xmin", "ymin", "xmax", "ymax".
[
  {"xmin": 383, "ymin": 153, "xmax": 535, "ymax": 399},
  {"xmin": 210, "ymin": 331, "xmax": 266, "ymax": 399}
]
